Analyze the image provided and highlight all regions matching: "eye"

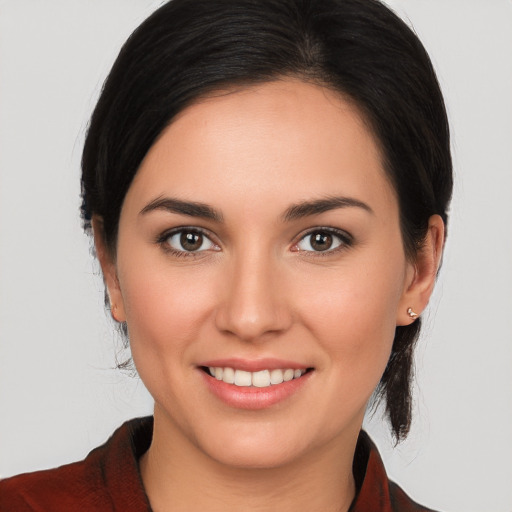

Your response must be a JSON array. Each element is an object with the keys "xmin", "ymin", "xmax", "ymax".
[
  {"xmin": 294, "ymin": 229, "xmax": 351, "ymax": 253},
  {"xmin": 163, "ymin": 229, "xmax": 218, "ymax": 253}
]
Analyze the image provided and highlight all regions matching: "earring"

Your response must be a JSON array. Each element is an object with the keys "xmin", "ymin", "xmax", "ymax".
[{"xmin": 407, "ymin": 307, "xmax": 418, "ymax": 319}]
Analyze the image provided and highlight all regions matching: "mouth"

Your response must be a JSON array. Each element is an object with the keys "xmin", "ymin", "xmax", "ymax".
[
  {"xmin": 198, "ymin": 358, "xmax": 314, "ymax": 409},
  {"xmin": 201, "ymin": 366, "xmax": 311, "ymax": 388}
]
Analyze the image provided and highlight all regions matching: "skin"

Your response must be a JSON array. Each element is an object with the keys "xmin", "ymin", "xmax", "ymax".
[{"xmin": 94, "ymin": 79, "xmax": 444, "ymax": 512}]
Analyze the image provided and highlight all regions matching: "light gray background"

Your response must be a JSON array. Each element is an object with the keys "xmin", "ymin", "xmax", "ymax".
[{"xmin": 0, "ymin": 2, "xmax": 511, "ymax": 511}]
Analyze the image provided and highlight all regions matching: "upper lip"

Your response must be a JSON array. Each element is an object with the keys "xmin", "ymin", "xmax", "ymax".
[{"xmin": 199, "ymin": 358, "xmax": 310, "ymax": 373}]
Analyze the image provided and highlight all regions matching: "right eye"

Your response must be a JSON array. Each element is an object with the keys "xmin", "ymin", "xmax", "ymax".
[
  {"xmin": 291, "ymin": 227, "xmax": 353, "ymax": 255},
  {"xmin": 162, "ymin": 229, "xmax": 218, "ymax": 254}
]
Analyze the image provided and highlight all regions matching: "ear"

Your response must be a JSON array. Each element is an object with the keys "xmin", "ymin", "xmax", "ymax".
[
  {"xmin": 92, "ymin": 216, "xmax": 126, "ymax": 323},
  {"xmin": 396, "ymin": 214, "xmax": 445, "ymax": 326}
]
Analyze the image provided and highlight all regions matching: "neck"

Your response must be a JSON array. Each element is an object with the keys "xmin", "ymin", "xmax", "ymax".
[{"xmin": 140, "ymin": 409, "xmax": 358, "ymax": 512}]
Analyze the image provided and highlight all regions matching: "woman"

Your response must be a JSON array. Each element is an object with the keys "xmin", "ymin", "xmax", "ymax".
[{"xmin": 0, "ymin": 0, "xmax": 452, "ymax": 510}]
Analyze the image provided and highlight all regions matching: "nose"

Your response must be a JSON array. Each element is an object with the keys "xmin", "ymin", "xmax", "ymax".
[{"xmin": 214, "ymin": 251, "xmax": 292, "ymax": 342}]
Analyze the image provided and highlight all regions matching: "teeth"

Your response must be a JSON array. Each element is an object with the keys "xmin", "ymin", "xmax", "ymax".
[
  {"xmin": 223, "ymin": 367, "xmax": 235, "ymax": 384},
  {"xmin": 234, "ymin": 370, "xmax": 252, "ymax": 387},
  {"xmin": 270, "ymin": 369, "xmax": 284, "ymax": 385},
  {"xmin": 252, "ymin": 370, "xmax": 270, "ymax": 388},
  {"xmin": 207, "ymin": 366, "xmax": 306, "ymax": 387},
  {"xmin": 283, "ymin": 369, "xmax": 294, "ymax": 382}
]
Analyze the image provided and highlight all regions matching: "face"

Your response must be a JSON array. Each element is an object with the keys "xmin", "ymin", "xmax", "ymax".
[{"xmin": 104, "ymin": 80, "xmax": 418, "ymax": 469}]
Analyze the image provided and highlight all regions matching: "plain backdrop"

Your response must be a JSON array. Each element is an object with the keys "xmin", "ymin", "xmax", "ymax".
[{"xmin": 0, "ymin": 1, "xmax": 511, "ymax": 511}]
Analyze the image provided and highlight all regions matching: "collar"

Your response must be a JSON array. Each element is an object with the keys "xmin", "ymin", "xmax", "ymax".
[{"xmin": 97, "ymin": 416, "xmax": 433, "ymax": 512}]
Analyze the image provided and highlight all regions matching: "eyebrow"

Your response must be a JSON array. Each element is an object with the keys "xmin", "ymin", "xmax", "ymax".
[
  {"xmin": 283, "ymin": 196, "xmax": 373, "ymax": 221},
  {"xmin": 139, "ymin": 195, "xmax": 372, "ymax": 223},
  {"xmin": 139, "ymin": 197, "xmax": 223, "ymax": 222}
]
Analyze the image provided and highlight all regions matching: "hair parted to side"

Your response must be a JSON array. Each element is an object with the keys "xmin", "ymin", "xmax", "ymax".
[{"xmin": 81, "ymin": 0, "xmax": 453, "ymax": 441}]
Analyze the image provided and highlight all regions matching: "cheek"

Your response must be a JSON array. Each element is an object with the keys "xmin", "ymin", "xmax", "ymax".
[
  {"xmin": 294, "ymin": 255, "xmax": 406, "ymax": 379},
  {"xmin": 116, "ymin": 256, "xmax": 216, "ymax": 367},
  {"xmin": 299, "ymin": 270, "xmax": 402, "ymax": 434}
]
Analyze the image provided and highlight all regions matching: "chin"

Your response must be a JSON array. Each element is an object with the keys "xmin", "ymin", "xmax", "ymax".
[{"xmin": 200, "ymin": 432, "xmax": 306, "ymax": 470}]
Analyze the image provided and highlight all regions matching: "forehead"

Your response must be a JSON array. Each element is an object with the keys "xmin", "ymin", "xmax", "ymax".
[{"xmin": 126, "ymin": 79, "xmax": 396, "ymax": 218}]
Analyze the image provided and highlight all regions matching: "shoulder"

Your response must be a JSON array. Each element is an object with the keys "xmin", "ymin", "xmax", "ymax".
[
  {"xmin": 0, "ymin": 458, "xmax": 108, "ymax": 511},
  {"xmin": 351, "ymin": 431, "xmax": 441, "ymax": 512},
  {"xmin": 0, "ymin": 417, "xmax": 153, "ymax": 512},
  {"xmin": 388, "ymin": 481, "xmax": 440, "ymax": 512}
]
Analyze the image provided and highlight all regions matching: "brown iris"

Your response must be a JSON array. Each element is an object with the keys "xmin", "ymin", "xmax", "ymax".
[
  {"xmin": 310, "ymin": 231, "xmax": 333, "ymax": 251},
  {"xmin": 180, "ymin": 231, "xmax": 203, "ymax": 251}
]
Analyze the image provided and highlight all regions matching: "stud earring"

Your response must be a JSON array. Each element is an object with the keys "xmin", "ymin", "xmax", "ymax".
[{"xmin": 407, "ymin": 307, "xmax": 418, "ymax": 319}]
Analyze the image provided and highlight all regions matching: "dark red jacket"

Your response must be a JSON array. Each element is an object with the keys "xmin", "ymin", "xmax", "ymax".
[{"xmin": 0, "ymin": 417, "xmax": 438, "ymax": 511}]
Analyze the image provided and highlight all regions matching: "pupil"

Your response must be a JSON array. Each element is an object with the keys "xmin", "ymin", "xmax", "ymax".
[
  {"xmin": 180, "ymin": 232, "xmax": 202, "ymax": 251},
  {"xmin": 311, "ymin": 232, "xmax": 332, "ymax": 251}
]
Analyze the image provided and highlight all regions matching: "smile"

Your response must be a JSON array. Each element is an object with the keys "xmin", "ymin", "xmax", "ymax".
[{"xmin": 207, "ymin": 367, "xmax": 307, "ymax": 387}]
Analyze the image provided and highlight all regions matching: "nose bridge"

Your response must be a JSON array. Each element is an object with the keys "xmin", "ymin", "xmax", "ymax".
[{"xmin": 215, "ymin": 245, "xmax": 290, "ymax": 341}]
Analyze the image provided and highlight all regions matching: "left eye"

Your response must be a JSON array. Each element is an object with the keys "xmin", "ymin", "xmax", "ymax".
[
  {"xmin": 295, "ymin": 230, "xmax": 347, "ymax": 252},
  {"xmin": 165, "ymin": 230, "xmax": 216, "ymax": 253}
]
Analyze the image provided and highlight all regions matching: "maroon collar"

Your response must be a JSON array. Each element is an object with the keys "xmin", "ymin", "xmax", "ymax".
[
  {"xmin": 102, "ymin": 417, "xmax": 434, "ymax": 512},
  {"xmin": 0, "ymin": 416, "xmax": 436, "ymax": 511}
]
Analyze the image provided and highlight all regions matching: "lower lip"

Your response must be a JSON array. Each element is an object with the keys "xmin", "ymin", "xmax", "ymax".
[{"xmin": 200, "ymin": 370, "xmax": 312, "ymax": 410}]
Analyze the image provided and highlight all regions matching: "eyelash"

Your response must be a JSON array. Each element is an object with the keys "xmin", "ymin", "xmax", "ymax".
[{"xmin": 156, "ymin": 226, "xmax": 353, "ymax": 258}]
